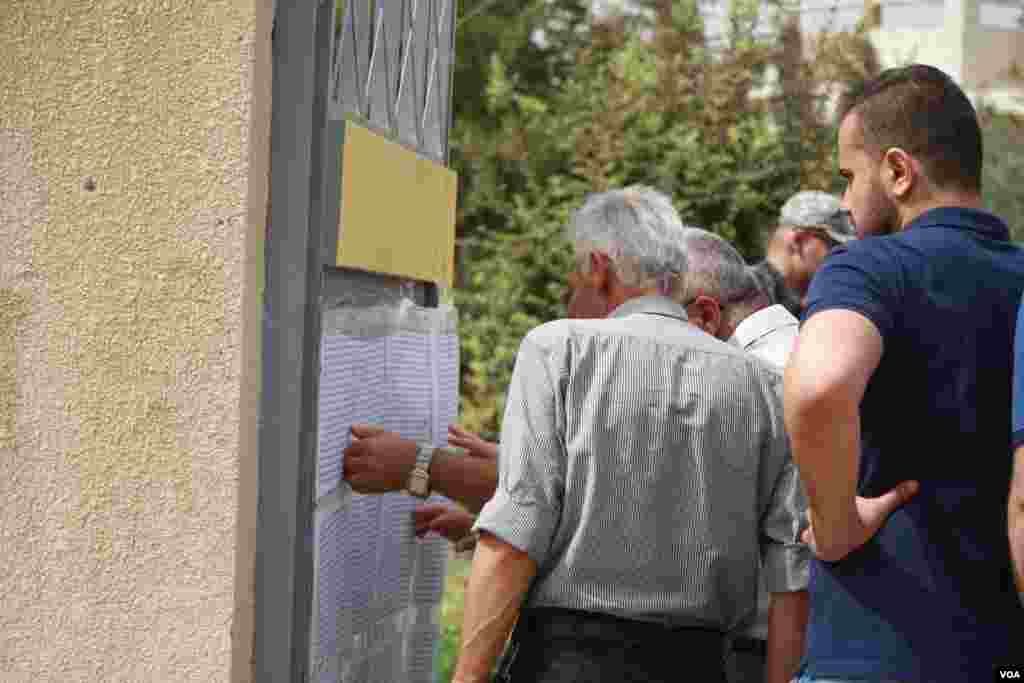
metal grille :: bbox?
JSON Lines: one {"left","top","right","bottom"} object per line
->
{"left": 330, "top": 0, "right": 455, "bottom": 164}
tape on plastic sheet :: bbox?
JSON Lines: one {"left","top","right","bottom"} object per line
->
{"left": 320, "top": 298, "right": 458, "bottom": 338}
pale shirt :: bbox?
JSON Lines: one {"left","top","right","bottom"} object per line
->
{"left": 728, "top": 304, "right": 807, "bottom": 641}
{"left": 732, "top": 304, "right": 799, "bottom": 373}
{"left": 473, "top": 296, "right": 808, "bottom": 631}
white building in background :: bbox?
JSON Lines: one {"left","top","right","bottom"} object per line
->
{"left": 595, "top": 0, "right": 1024, "bottom": 113}
{"left": 868, "top": 0, "right": 1024, "bottom": 112}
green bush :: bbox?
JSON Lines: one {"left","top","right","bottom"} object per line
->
{"left": 451, "top": 1, "right": 878, "bottom": 436}
{"left": 435, "top": 555, "right": 472, "bottom": 683}
{"left": 981, "top": 109, "right": 1024, "bottom": 242}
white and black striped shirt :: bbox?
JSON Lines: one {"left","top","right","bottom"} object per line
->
{"left": 729, "top": 303, "right": 808, "bottom": 641}
{"left": 474, "top": 295, "right": 807, "bottom": 631}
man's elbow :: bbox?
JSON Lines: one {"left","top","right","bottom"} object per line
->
{"left": 783, "top": 371, "right": 849, "bottom": 436}
{"left": 477, "top": 531, "right": 536, "bottom": 567}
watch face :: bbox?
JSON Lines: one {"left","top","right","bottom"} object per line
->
{"left": 408, "top": 470, "right": 429, "bottom": 497}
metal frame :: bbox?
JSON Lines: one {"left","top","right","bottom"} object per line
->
{"left": 255, "top": 1, "right": 334, "bottom": 680}
{"left": 255, "top": 1, "right": 457, "bottom": 681}
{"left": 329, "top": 0, "right": 454, "bottom": 163}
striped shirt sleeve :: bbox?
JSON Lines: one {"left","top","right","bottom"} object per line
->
{"left": 473, "top": 329, "right": 567, "bottom": 567}
{"left": 756, "top": 371, "right": 811, "bottom": 593}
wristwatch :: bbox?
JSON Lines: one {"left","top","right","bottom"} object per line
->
{"left": 405, "top": 442, "right": 435, "bottom": 499}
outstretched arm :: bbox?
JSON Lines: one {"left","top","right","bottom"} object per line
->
{"left": 414, "top": 503, "right": 475, "bottom": 544}
{"left": 448, "top": 424, "right": 499, "bottom": 461}
{"left": 343, "top": 425, "right": 497, "bottom": 512}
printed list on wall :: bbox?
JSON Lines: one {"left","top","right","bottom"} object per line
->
{"left": 313, "top": 300, "right": 459, "bottom": 683}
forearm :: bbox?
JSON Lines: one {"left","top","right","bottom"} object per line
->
{"left": 1010, "top": 447, "right": 1024, "bottom": 594}
{"left": 765, "top": 590, "right": 809, "bottom": 683}
{"left": 453, "top": 532, "right": 536, "bottom": 683}
{"left": 785, "top": 392, "right": 862, "bottom": 561}
{"left": 430, "top": 450, "right": 497, "bottom": 513}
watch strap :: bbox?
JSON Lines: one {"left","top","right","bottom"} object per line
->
{"left": 406, "top": 442, "right": 435, "bottom": 498}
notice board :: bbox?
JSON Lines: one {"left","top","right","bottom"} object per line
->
{"left": 312, "top": 300, "right": 459, "bottom": 683}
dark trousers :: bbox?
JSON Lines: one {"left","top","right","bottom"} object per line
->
{"left": 501, "top": 607, "right": 727, "bottom": 683}
{"left": 726, "top": 637, "right": 767, "bottom": 683}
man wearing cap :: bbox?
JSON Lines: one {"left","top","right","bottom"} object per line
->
{"left": 750, "top": 191, "right": 855, "bottom": 316}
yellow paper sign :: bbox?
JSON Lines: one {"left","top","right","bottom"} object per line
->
{"left": 336, "top": 121, "right": 457, "bottom": 286}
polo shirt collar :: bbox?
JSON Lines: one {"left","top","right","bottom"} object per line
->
{"left": 905, "top": 207, "right": 1009, "bottom": 241}
{"left": 609, "top": 295, "right": 688, "bottom": 322}
{"left": 730, "top": 304, "right": 798, "bottom": 350}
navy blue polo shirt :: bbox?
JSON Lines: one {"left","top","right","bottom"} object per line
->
{"left": 801, "top": 207, "right": 1024, "bottom": 682}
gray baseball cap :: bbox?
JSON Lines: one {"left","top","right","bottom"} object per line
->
{"left": 779, "top": 190, "right": 855, "bottom": 244}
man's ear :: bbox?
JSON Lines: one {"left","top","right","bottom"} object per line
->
{"left": 791, "top": 229, "right": 809, "bottom": 254}
{"left": 783, "top": 227, "right": 802, "bottom": 256}
{"left": 882, "top": 148, "right": 915, "bottom": 199}
{"left": 589, "top": 251, "right": 613, "bottom": 293}
{"left": 689, "top": 295, "right": 722, "bottom": 338}
{"left": 792, "top": 229, "right": 821, "bottom": 259}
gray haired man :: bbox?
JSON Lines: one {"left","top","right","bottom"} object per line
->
{"left": 679, "top": 228, "right": 810, "bottom": 683}
{"left": 751, "top": 190, "right": 855, "bottom": 316}
{"left": 452, "top": 187, "right": 805, "bottom": 683}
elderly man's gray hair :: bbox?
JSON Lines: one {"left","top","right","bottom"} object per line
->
{"left": 679, "top": 228, "right": 765, "bottom": 325}
{"left": 567, "top": 186, "right": 688, "bottom": 296}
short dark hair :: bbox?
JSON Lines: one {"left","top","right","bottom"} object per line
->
{"left": 841, "top": 64, "right": 983, "bottom": 193}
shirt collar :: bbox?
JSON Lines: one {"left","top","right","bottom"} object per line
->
{"left": 729, "top": 304, "right": 798, "bottom": 350}
{"left": 609, "top": 295, "right": 689, "bottom": 322}
{"left": 904, "top": 207, "right": 1010, "bottom": 241}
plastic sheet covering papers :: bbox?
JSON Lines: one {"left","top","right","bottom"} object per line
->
{"left": 313, "top": 299, "right": 458, "bottom": 683}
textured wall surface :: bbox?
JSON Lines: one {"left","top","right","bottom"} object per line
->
{"left": 0, "top": 1, "right": 270, "bottom": 680}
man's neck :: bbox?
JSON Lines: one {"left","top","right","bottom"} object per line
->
{"left": 897, "top": 191, "right": 984, "bottom": 231}
{"left": 606, "top": 286, "right": 663, "bottom": 315}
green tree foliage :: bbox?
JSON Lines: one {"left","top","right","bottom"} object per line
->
{"left": 452, "top": 1, "right": 879, "bottom": 436}
{"left": 980, "top": 108, "right": 1024, "bottom": 242}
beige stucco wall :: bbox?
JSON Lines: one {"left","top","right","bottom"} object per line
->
{"left": 0, "top": 1, "right": 271, "bottom": 681}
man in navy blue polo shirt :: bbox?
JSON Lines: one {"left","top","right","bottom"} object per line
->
{"left": 784, "top": 64, "right": 1024, "bottom": 682}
